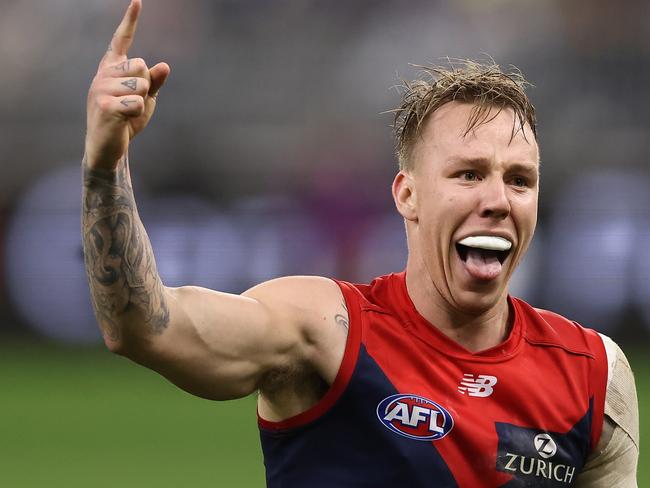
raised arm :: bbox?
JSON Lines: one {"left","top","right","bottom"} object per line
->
{"left": 82, "top": 1, "right": 348, "bottom": 402}
{"left": 83, "top": 0, "right": 170, "bottom": 344}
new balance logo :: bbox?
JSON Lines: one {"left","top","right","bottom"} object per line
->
{"left": 457, "top": 374, "right": 497, "bottom": 397}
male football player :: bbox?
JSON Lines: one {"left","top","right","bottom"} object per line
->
{"left": 82, "top": 1, "right": 638, "bottom": 486}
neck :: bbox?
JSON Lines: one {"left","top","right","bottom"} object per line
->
{"left": 404, "top": 258, "right": 513, "bottom": 353}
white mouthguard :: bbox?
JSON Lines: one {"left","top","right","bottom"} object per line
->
{"left": 458, "top": 236, "right": 512, "bottom": 251}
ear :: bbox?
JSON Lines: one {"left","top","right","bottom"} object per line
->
{"left": 392, "top": 170, "right": 418, "bottom": 221}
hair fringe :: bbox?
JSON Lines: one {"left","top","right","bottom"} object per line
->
{"left": 392, "top": 59, "right": 537, "bottom": 170}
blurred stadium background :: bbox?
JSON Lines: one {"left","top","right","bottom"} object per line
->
{"left": 0, "top": 0, "right": 648, "bottom": 486}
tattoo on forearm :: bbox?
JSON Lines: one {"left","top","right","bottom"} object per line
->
{"left": 335, "top": 302, "right": 349, "bottom": 330}
{"left": 121, "top": 78, "right": 137, "bottom": 91}
{"left": 82, "top": 156, "right": 169, "bottom": 341}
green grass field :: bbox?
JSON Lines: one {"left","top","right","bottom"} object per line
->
{"left": 1, "top": 341, "right": 646, "bottom": 487}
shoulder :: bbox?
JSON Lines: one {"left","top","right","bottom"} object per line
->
{"left": 597, "top": 334, "right": 639, "bottom": 449}
{"left": 512, "top": 297, "right": 605, "bottom": 357}
{"left": 577, "top": 334, "right": 639, "bottom": 486}
{"left": 513, "top": 298, "right": 639, "bottom": 476}
{"left": 244, "top": 275, "right": 344, "bottom": 302}
{"left": 243, "top": 275, "right": 345, "bottom": 320}
{"left": 245, "top": 273, "right": 397, "bottom": 319}
{"left": 249, "top": 276, "right": 354, "bottom": 419}
{"left": 243, "top": 275, "right": 350, "bottom": 351}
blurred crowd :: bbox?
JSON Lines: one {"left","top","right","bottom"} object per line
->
{"left": 0, "top": 0, "right": 649, "bottom": 344}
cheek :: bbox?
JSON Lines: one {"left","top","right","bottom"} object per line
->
{"left": 417, "top": 200, "right": 457, "bottom": 257}
{"left": 512, "top": 200, "right": 538, "bottom": 250}
{"left": 524, "top": 199, "right": 539, "bottom": 230}
{"left": 418, "top": 195, "right": 448, "bottom": 229}
{"left": 415, "top": 181, "right": 469, "bottom": 241}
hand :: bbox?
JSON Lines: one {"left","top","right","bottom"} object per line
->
{"left": 84, "top": 0, "right": 170, "bottom": 170}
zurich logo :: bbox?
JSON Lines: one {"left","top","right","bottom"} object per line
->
{"left": 534, "top": 433, "right": 558, "bottom": 459}
{"left": 376, "top": 394, "right": 454, "bottom": 441}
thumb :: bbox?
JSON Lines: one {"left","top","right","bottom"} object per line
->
{"left": 148, "top": 62, "right": 171, "bottom": 99}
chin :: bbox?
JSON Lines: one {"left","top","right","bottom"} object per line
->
{"left": 452, "top": 288, "right": 506, "bottom": 316}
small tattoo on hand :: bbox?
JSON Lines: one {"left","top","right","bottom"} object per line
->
{"left": 120, "top": 98, "right": 136, "bottom": 107}
{"left": 114, "top": 60, "right": 130, "bottom": 72}
{"left": 121, "top": 78, "right": 137, "bottom": 91}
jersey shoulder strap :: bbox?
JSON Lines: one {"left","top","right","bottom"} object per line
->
{"left": 514, "top": 297, "right": 603, "bottom": 358}
{"left": 513, "top": 297, "right": 609, "bottom": 450}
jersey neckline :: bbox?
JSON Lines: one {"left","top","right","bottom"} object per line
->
{"left": 389, "top": 270, "right": 525, "bottom": 362}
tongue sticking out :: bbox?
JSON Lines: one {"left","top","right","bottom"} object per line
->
{"left": 464, "top": 248, "right": 502, "bottom": 281}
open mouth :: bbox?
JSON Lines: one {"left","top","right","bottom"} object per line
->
{"left": 455, "top": 244, "right": 510, "bottom": 265}
{"left": 455, "top": 235, "right": 513, "bottom": 281}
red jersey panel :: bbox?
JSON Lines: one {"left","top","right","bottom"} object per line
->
{"left": 259, "top": 272, "right": 608, "bottom": 487}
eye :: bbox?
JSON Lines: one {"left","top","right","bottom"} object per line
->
{"left": 512, "top": 176, "right": 528, "bottom": 187}
{"left": 462, "top": 171, "right": 479, "bottom": 181}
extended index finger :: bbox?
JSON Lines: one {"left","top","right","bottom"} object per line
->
{"left": 105, "top": 0, "right": 141, "bottom": 63}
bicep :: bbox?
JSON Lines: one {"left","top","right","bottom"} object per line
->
{"left": 129, "top": 283, "right": 306, "bottom": 400}
{"left": 125, "top": 276, "right": 344, "bottom": 402}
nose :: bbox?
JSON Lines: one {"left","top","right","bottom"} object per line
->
{"left": 479, "top": 178, "right": 511, "bottom": 220}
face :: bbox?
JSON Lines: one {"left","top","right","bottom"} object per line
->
{"left": 393, "top": 101, "right": 540, "bottom": 315}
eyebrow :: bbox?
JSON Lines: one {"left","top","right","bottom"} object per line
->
{"left": 507, "top": 162, "right": 540, "bottom": 175}
{"left": 447, "top": 157, "right": 539, "bottom": 173}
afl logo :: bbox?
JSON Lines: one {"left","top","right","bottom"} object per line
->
{"left": 376, "top": 394, "right": 454, "bottom": 441}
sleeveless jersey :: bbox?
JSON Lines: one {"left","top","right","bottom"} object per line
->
{"left": 258, "top": 272, "right": 608, "bottom": 487}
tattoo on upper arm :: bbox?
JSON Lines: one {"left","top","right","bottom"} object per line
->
{"left": 82, "top": 156, "right": 169, "bottom": 341}
{"left": 335, "top": 301, "right": 349, "bottom": 330}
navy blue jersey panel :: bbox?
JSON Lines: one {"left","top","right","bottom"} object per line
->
{"left": 260, "top": 345, "right": 458, "bottom": 488}
{"left": 496, "top": 399, "right": 593, "bottom": 487}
